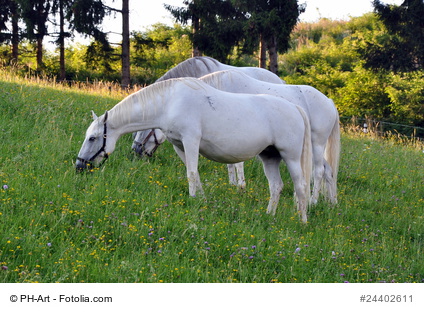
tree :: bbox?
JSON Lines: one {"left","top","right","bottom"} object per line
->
{"left": 0, "top": 0, "right": 20, "bottom": 63}
{"left": 51, "top": 0, "right": 74, "bottom": 80}
{"left": 70, "top": 0, "right": 130, "bottom": 88}
{"left": 367, "top": 0, "right": 424, "bottom": 71}
{"left": 165, "top": 0, "right": 304, "bottom": 72}
{"left": 165, "top": 0, "right": 246, "bottom": 61}
{"left": 69, "top": 0, "right": 110, "bottom": 52}
{"left": 121, "top": 0, "right": 130, "bottom": 88}
{"left": 240, "top": 0, "right": 305, "bottom": 72}
{"left": 18, "top": 0, "right": 52, "bottom": 71}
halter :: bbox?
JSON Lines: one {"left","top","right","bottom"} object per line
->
{"left": 133, "top": 129, "right": 160, "bottom": 156}
{"left": 77, "top": 111, "right": 109, "bottom": 168}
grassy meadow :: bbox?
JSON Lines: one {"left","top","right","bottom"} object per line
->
{"left": 0, "top": 73, "right": 423, "bottom": 283}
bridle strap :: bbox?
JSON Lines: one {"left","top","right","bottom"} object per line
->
{"left": 77, "top": 111, "right": 109, "bottom": 166}
{"left": 134, "top": 129, "right": 160, "bottom": 154}
{"left": 149, "top": 130, "right": 160, "bottom": 155}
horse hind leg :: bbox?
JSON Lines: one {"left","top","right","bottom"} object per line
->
{"left": 285, "top": 160, "right": 309, "bottom": 223}
{"left": 323, "top": 160, "right": 337, "bottom": 204}
{"left": 310, "top": 145, "right": 326, "bottom": 205}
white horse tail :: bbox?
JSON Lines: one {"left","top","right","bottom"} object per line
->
{"left": 324, "top": 103, "right": 341, "bottom": 203}
{"left": 296, "top": 105, "right": 313, "bottom": 203}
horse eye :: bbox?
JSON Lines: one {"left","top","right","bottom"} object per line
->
{"left": 89, "top": 137, "right": 96, "bottom": 142}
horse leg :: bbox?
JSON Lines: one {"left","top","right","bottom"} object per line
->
{"left": 258, "top": 154, "right": 283, "bottom": 216}
{"left": 310, "top": 144, "right": 326, "bottom": 205}
{"left": 227, "top": 162, "right": 246, "bottom": 189}
{"left": 227, "top": 164, "right": 237, "bottom": 186}
{"left": 235, "top": 162, "right": 246, "bottom": 189}
{"left": 173, "top": 145, "right": 204, "bottom": 197}
{"left": 323, "top": 160, "right": 337, "bottom": 204}
{"left": 285, "top": 159, "right": 309, "bottom": 223}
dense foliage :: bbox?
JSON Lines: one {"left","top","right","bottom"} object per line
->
{"left": 281, "top": 14, "right": 424, "bottom": 136}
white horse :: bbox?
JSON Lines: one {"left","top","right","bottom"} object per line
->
{"left": 132, "top": 56, "right": 283, "bottom": 158}
{"left": 134, "top": 70, "right": 341, "bottom": 204}
{"left": 76, "top": 78, "right": 313, "bottom": 223}
{"left": 156, "top": 56, "right": 284, "bottom": 84}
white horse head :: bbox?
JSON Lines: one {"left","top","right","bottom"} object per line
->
{"left": 76, "top": 111, "right": 116, "bottom": 170}
{"left": 132, "top": 129, "right": 166, "bottom": 157}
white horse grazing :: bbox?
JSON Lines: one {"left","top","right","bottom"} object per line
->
{"left": 134, "top": 70, "right": 341, "bottom": 204}
{"left": 156, "top": 56, "right": 284, "bottom": 84}
{"left": 132, "top": 56, "right": 283, "bottom": 157}
{"left": 132, "top": 129, "right": 166, "bottom": 157}
{"left": 76, "top": 78, "right": 312, "bottom": 223}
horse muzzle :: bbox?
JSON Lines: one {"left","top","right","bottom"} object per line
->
{"left": 132, "top": 143, "right": 147, "bottom": 157}
{"left": 75, "top": 157, "right": 95, "bottom": 172}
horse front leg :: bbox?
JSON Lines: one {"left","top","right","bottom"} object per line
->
{"left": 235, "top": 162, "right": 246, "bottom": 189}
{"left": 227, "top": 162, "right": 246, "bottom": 189}
{"left": 174, "top": 143, "right": 204, "bottom": 197}
{"left": 227, "top": 164, "right": 237, "bottom": 186}
{"left": 258, "top": 154, "right": 283, "bottom": 216}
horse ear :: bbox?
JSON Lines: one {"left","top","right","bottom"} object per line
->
{"left": 91, "top": 110, "right": 98, "bottom": 120}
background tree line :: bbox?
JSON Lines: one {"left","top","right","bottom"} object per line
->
{"left": 0, "top": 0, "right": 423, "bottom": 134}
{"left": 0, "top": 0, "right": 304, "bottom": 85}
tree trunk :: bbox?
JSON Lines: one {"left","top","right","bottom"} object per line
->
{"left": 35, "top": 3, "right": 46, "bottom": 72}
{"left": 36, "top": 36, "right": 44, "bottom": 71}
{"left": 121, "top": 0, "right": 131, "bottom": 89}
{"left": 259, "top": 34, "right": 267, "bottom": 68}
{"left": 11, "top": 1, "right": 19, "bottom": 63}
{"left": 192, "top": 16, "right": 201, "bottom": 57}
{"left": 59, "top": 0, "right": 66, "bottom": 80}
{"left": 267, "top": 35, "right": 278, "bottom": 74}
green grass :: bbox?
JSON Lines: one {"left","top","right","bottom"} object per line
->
{"left": 1, "top": 74, "right": 423, "bottom": 283}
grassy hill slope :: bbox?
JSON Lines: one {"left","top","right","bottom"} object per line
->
{"left": 0, "top": 77, "right": 423, "bottom": 283}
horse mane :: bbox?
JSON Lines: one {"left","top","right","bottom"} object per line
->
{"left": 110, "top": 78, "right": 207, "bottom": 125}
{"left": 156, "top": 56, "right": 221, "bottom": 82}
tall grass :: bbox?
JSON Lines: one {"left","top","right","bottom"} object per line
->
{"left": 0, "top": 72, "right": 423, "bottom": 283}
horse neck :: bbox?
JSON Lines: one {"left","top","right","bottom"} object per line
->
{"left": 204, "top": 71, "right": 263, "bottom": 93}
{"left": 107, "top": 87, "right": 169, "bottom": 136}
